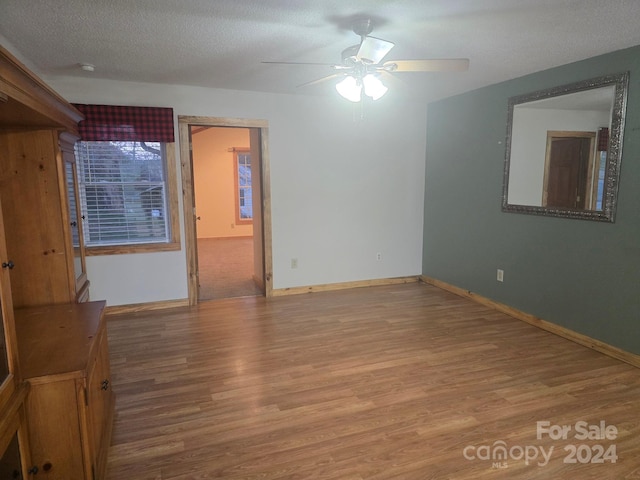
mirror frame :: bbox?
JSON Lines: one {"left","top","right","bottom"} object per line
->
{"left": 502, "top": 71, "right": 629, "bottom": 222}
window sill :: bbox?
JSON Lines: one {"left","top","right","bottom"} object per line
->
{"left": 85, "top": 242, "right": 181, "bottom": 256}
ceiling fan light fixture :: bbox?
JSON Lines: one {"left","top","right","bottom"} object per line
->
{"left": 336, "top": 75, "right": 362, "bottom": 102}
{"left": 362, "top": 74, "right": 388, "bottom": 100}
{"left": 263, "top": 17, "right": 469, "bottom": 104}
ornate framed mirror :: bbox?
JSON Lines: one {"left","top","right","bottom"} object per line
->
{"left": 502, "top": 72, "right": 629, "bottom": 222}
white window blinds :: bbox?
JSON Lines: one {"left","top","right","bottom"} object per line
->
{"left": 75, "top": 141, "right": 169, "bottom": 246}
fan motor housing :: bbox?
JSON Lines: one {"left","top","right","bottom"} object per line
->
{"left": 352, "top": 18, "right": 374, "bottom": 37}
{"left": 341, "top": 44, "right": 361, "bottom": 64}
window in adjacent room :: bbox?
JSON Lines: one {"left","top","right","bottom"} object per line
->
{"left": 72, "top": 104, "right": 180, "bottom": 254}
{"left": 234, "top": 149, "right": 252, "bottom": 224}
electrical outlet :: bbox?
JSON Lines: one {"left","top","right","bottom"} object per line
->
{"left": 376, "top": 252, "right": 382, "bottom": 261}
{"left": 291, "top": 258, "right": 298, "bottom": 269}
{"left": 497, "top": 269, "right": 504, "bottom": 282}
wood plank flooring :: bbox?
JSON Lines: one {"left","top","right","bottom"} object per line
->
{"left": 105, "top": 283, "right": 640, "bottom": 479}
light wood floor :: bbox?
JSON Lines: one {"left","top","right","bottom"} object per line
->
{"left": 105, "top": 283, "right": 640, "bottom": 479}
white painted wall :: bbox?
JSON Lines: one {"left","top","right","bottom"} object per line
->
{"left": 508, "top": 107, "right": 610, "bottom": 206}
{"left": 44, "top": 75, "right": 427, "bottom": 305}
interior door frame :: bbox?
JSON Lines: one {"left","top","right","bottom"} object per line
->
{"left": 178, "top": 116, "right": 273, "bottom": 305}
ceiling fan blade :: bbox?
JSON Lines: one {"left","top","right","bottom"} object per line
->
{"left": 384, "top": 59, "right": 470, "bottom": 72}
{"left": 357, "top": 36, "right": 395, "bottom": 64}
{"left": 379, "top": 70, "right": 404, "bottom": 89}
{"left": 297, "top": 73, "right": 342, "bottom": 88}
{"left": 262, "top": 61, "right": 336, "bottom": 67}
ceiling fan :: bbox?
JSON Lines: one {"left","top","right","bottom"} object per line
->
{"left": 263, "top": 18, "right": 469, "bottom": 102}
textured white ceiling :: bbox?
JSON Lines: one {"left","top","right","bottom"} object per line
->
{"left": 1, "top": 0, "right": 639, "bottom": 102}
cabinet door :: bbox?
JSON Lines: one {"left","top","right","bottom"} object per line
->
{"left": 85, "top": 331, "right": 114, "bottom": 479}
{"left": 0, "top": 432, "right": 23, "bottom": 479}
{"left": 0, "top": 165, "right": 28, "bottom": 478}
{"left": 62, "top": 139, "right": 89, "bottom": 301}
{"left": 0, "top": 405, "right": 35, "bottom": 480}
{"left": 0, "top": 194, "right": 18, "bottom": 405}
{"left": 0, "top": 130, "right": 72, "bottom": 307}
{"left": 26, "top": 379, "right": 85, "bottom": 479}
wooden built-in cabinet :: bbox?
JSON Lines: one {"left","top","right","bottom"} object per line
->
{"left": 15, "top": 301, "right": 114, "bottom": 480}
{"left": 0, "top": 44, "right": 114, "bottom": 478}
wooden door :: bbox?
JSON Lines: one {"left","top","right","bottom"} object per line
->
{"left": 545, "top": 136, "right": 591, "bottom": 209}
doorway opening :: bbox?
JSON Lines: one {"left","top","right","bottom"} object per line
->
{"left": 178, "top": 117, "right": 273, "bottom": 305}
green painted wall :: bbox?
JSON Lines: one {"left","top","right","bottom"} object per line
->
{"left": 423, "top": 45, "right": 640, "bottom": 354}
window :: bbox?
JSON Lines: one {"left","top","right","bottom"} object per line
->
{"left": 72, "top": 104, "right": 179, "bottom": 254}
{"left": 75, "top": 141, "right": 172, "bottom": 247}
{"left": 234, "top": 150, "right": 252, "bottom": 224}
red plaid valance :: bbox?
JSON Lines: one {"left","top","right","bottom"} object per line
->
{"left": 73, "top": 104, "right": 175, "bottom": 143}
{"left": 597, "top": 127, "right": 609, "bottom": 152}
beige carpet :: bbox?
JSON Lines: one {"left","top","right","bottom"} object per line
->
{"left": 197, "top": 237, "right": 263, "bottom": 300}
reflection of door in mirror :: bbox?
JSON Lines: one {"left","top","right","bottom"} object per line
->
{"left": 543, "top": 132, "right": 595, "bottom": 209}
